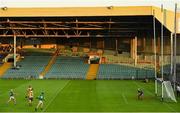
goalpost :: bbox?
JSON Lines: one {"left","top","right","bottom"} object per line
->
{"left": 153, "top": 4, "right": 178, "bottom": 102}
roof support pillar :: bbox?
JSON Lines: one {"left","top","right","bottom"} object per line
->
{"left": 130, "top": 36, "right": 137, "bottom": 66}
{"left": 13, "top": 35, "right": 17, "bottom": 68}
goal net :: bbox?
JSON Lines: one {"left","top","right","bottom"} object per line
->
{"left": 157, "top": 79, "right": 177, "bottom": 102}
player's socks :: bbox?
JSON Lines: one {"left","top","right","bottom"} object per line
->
{"left": 35, "top": 108, "right": 37, "bottom": 112}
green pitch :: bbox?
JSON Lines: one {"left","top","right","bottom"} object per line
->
{"left": 0, "top": 79, "right": 179, "bottom": 112}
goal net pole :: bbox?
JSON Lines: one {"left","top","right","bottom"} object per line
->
{"left": 13, "top": 35, "right": 17, "bottom": 68}
{"left": 170, "top": 33, "right": 173, "bottom": 80}
{"left": 153, "top": 10, "right": 157, "bottom": 95}
{"left": 173, "top": 3, "right": 177, "bottom": 91}
{"left": 161, "top": 4, "right": 164, "bottom": 100}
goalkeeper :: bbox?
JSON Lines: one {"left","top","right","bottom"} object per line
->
{"left": 137, "top": 88, "right": 144, "bottom": 100}
{"left": 35, "top": 92, "right": 45, "bottom": 112}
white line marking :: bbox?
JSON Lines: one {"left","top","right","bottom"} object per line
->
{"left": 122, "top": 93, "right": 128, "bottom": 104}
{"left": 43, "top": 80, "right": 71, "bottom": 112}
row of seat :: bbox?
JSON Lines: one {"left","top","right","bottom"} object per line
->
{"left": 97, "top": 64, "right": 155, "bottom": 79}
{"left": 2, "top": 55, "right": 156, "bottom": 80}
{"left": 45, "top": 57, "right": 89, "bottom": 79}
{"left": 3, "top": 56, "right": 51, "bottom": 79}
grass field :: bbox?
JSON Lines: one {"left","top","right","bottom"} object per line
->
{"left": 0, "top": 79, "right": 180, "bottom": 112}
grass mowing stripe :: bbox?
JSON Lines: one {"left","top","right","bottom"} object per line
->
{"left": 0, "top": 80, "right": 70, "bottom": 112}
{"left": 0, "top": 80, "right": 33, "bottom": 112}
{"left": 1, "top": 80, "right": 180, "bottom": 112}
{"left": 133, "top": 81, "right": 177, "bottom": 112}
{"left": 43, "top": 80, "right": 71, "bottom": 112}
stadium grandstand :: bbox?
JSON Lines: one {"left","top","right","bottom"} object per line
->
{"left": 0, "top": 0, "right": 180, "bottom": 112}
{"left": 0, "top": 6, "right": 179, "bottom": 80}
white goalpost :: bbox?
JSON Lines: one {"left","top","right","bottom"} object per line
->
{"left": 153, "top": 3, "right": 178, "bottom": 102}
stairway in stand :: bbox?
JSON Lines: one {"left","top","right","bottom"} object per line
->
{"left": 39, "top": 49, "right": 59, "bottom": 78}
{"left": 86, "top": 64, "right": 99, "bottom": 80}
{"left": 0, "top": 62, "right": 12, "bottom": 77}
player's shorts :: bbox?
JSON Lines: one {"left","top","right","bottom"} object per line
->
{"left": 10, "top": 96, "right": 15, "bottom": 100}
{"left": 138, "top": 92, "right": 143, "bottom": 96}
{"left": 39, "top": 100, "right": 43, "bottom": 104}
{"left": 29, "top": 97, "right": 33, "bottom": 101}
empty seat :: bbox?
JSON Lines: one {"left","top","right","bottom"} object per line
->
{"left": 97, "top": 64, "right": 154, "bottom": 79}
{"left": 45, "top": 56, "right": 89, "bottom": 79}
{"left": 3, "top": 56, "right": 51, "bottom": 79}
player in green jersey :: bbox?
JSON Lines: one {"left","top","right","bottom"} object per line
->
{"left": 35, "top": 92, "right": 45, "bottom": 111}
{"left": 7, "top": 89, "right": 16, "bottom": 105}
